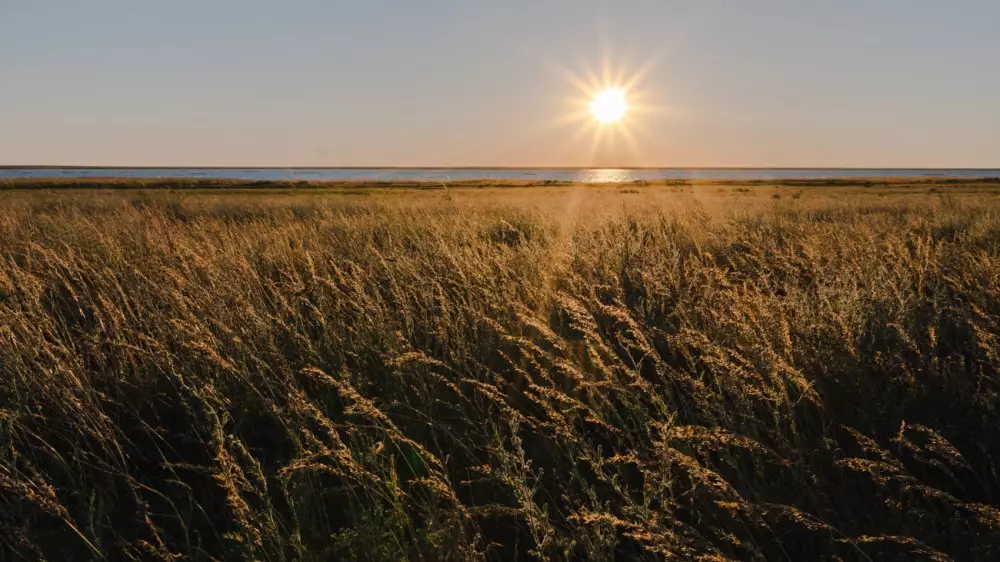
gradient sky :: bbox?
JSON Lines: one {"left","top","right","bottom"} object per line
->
{"left": 2, "top": 1, "right": 999, "bottom": 167}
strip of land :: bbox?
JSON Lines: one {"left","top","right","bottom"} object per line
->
{"left": 3, "top": 175, "right": 1000, "bottom": 191}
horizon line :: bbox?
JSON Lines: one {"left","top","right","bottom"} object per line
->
{"left": 3, "top": 165, "right": 1000, "bottom": 171}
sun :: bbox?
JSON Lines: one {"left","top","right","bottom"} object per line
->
{"left": 543, "top": 54, "right": 669, "bottom": 164}
{"left": 589, "top": 88, "right": 629, "bottom": 124}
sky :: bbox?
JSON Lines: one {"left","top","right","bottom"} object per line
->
{"left": 2, "top": 1, "right": 999, "bottom": 168}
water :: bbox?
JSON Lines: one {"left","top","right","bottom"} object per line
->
{"left": 2, "top": 167, "right": 999, "bottom": 183}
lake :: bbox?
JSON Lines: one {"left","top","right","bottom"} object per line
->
{"left": 2, "top": 168, "right": 999, "bottom": 183}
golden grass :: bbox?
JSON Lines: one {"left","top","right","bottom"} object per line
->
{"left": 2, "top": 185, "right": 1000, "bottom": 560}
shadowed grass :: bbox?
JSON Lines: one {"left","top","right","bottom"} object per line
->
{"left": 2, "top": 187, "right": 1000, "bottom": 560}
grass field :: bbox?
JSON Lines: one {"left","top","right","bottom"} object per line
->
{"left": 4, "top": 181, "right": 1000, "bottom": 560}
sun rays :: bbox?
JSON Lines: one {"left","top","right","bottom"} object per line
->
{"left": 537, "top": 50, "right": 674, "bottom": 167}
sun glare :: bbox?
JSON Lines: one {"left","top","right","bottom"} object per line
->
{"left": 539, "top": 53, "right": 670, "bottom": 164}
{"left": 589, "top": 88, "right": 629, "bottom": 124}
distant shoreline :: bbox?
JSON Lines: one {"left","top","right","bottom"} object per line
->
{"left": 4, "top": 167, "right": 999, "bottom": 186}
{"left": 4, "top": 176, "right": 1000, "bottom": 191}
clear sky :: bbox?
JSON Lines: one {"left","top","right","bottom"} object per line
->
{"left": 2, "top": 1, "right": 998, "bottom": 167}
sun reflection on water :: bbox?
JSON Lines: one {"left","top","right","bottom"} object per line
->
{"left": 573, "top": 168, "right": 636, "bottom": 183}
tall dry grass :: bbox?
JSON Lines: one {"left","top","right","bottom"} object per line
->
{"left": 2, "top": 187, "right": 1000, "bottom": 560}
